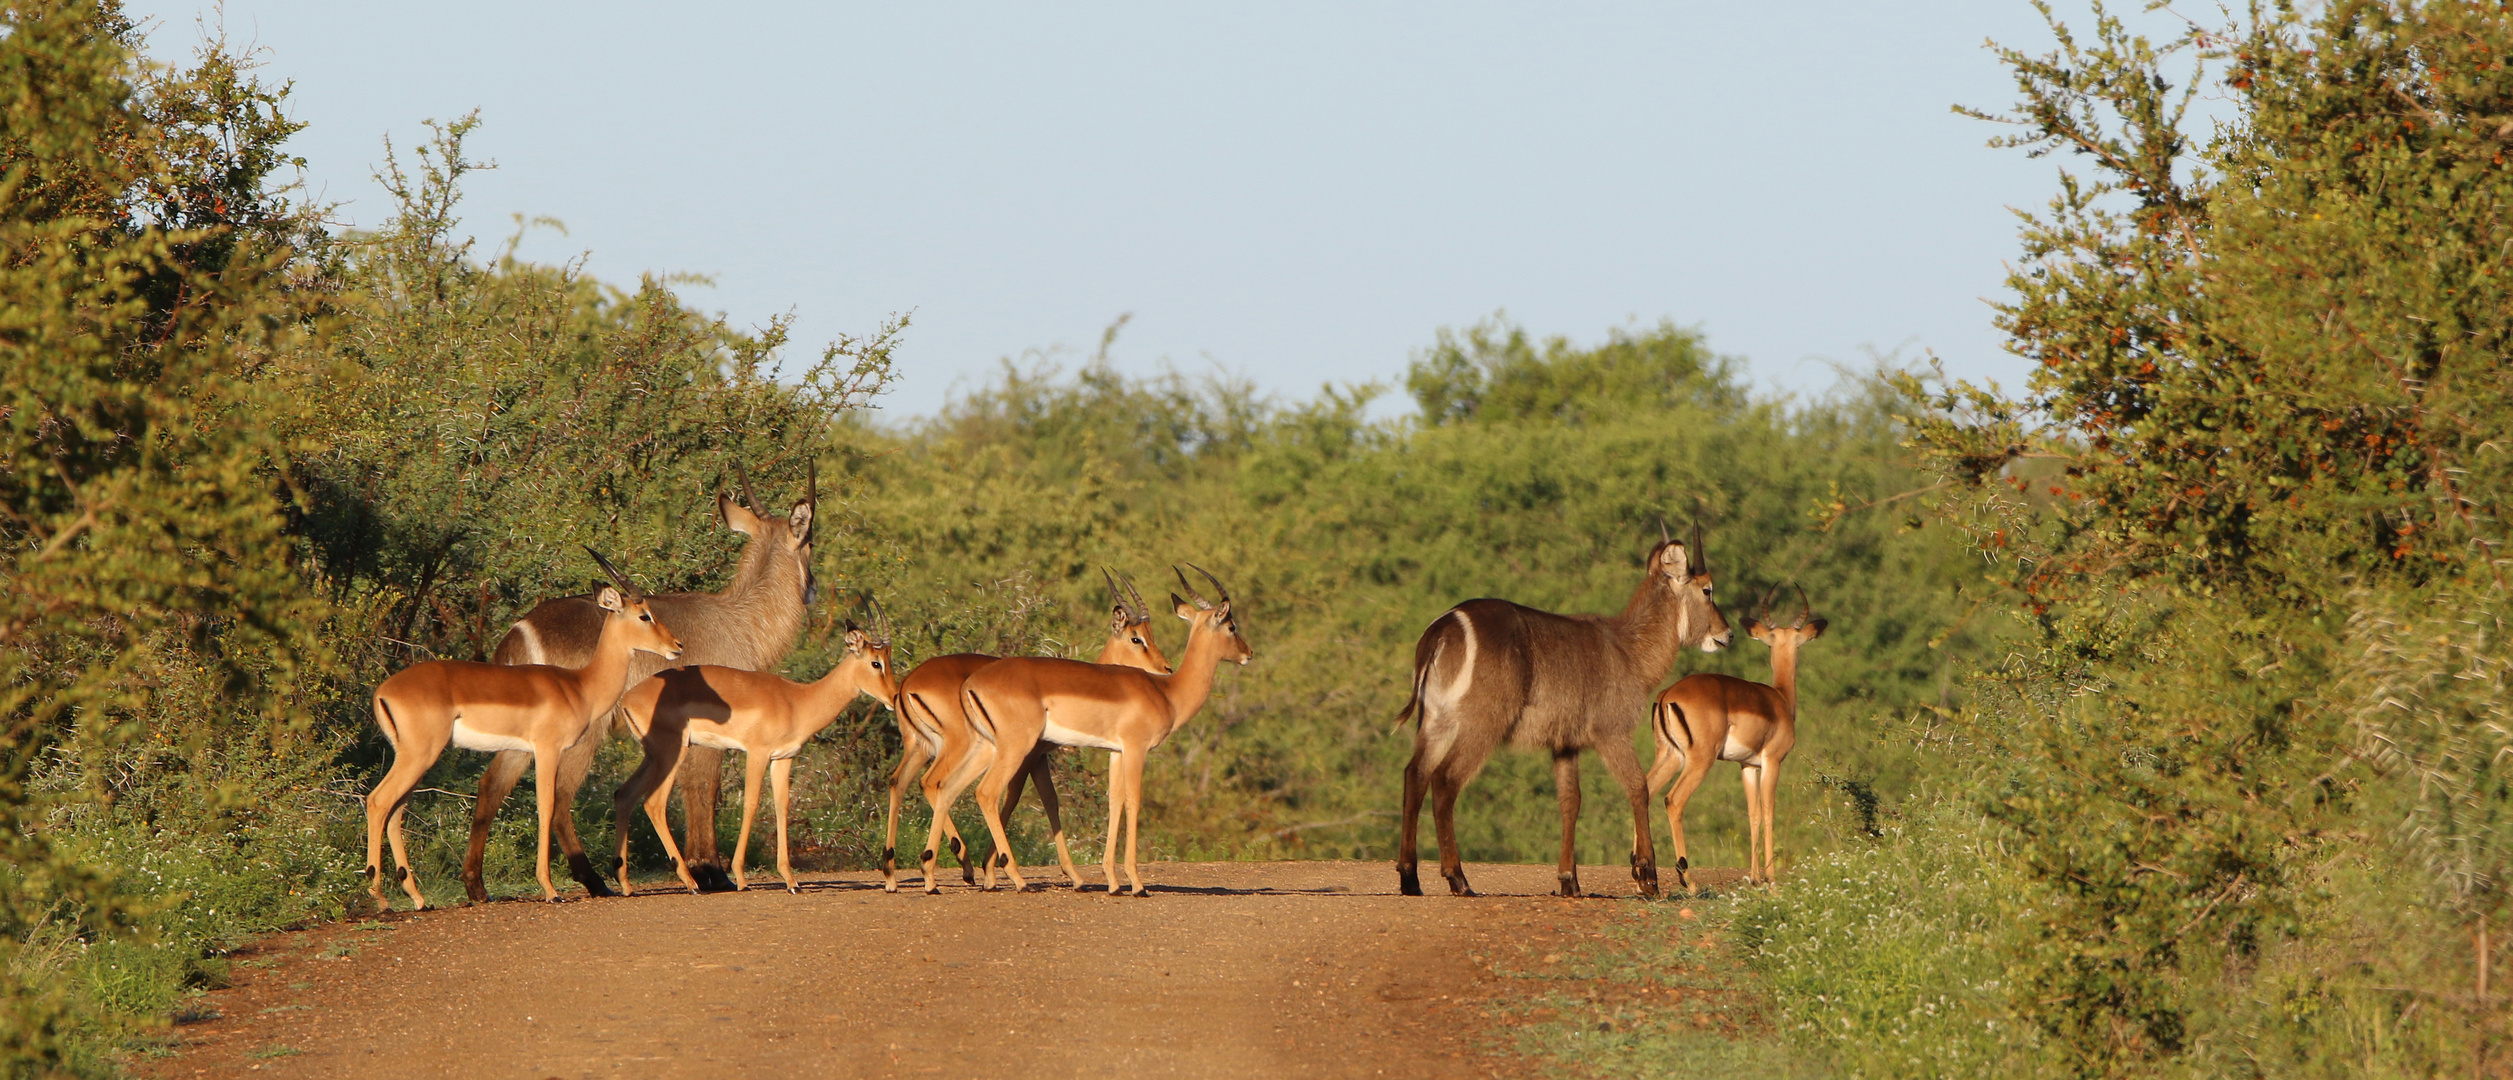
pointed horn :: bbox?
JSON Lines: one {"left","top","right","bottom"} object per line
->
{"left": 733, "top": 458, "right": 763, "bottom": 514}
{"left": 583, "top": 545, "right": 637, "bottom": 597}
{"left": 1691, "top": 519, "right": 1706, "bottom": 575}
{"left": 864, "top": 594, "right": 890, "bottom": 640}
{"left": 1120, "top": 570, "right": 1151, "bottom": 622}
{"left": 1658, "top": 516, "right": 1671, "bottom": 546}
{"left": 1186, "top": 562, "right": 1231, "bottom": 606}
{"left": 1173, "top": 566, "right": 1212, "bottom": 610}
{"left": 1756, "top": 582, "right": 1784, "bottom": 623}
{"left": 1793, "top": 584, "right": 1813, "bottom": 629}
{"left": 1102, "top": 566, "right": 1136, "bottom": 622}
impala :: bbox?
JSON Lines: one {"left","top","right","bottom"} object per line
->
{"left": 1649, "top": 586, "right": 1825, "bottom": 890}
{"left": 365, "top": 550, "right": 683, "bottom": 911}
{"left": 962, "top": 566, "right": 1251, "bottom": 896}
{"left": 881, "top": 569, "right": 1172, "bottom": 894}
{"left": 613, "top": 612, "right": 901, "bottom": 893}
{"left": 1393, "top": 523, "right": 1730, "bottom": 899}
{"left": 468, "top": 463, "right": 816, "bottom": 901}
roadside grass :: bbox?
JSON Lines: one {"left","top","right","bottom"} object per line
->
{"left": 1486, "top": 884, "right": 1817, "bottom": 1080}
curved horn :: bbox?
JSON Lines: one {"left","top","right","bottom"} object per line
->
{"left": 584, "top": 545, "right": 637, "bottom": 597}
{"left": 1690, "top": 519, "right": 1706, "bottom": 575}
{"left": 1793, "top": 584, "right": 1813, "bottom": 629}
{"left": 1754, "top": 582, "right": 1784, "bottom": 623}
{"left": 1120, "top": 570, "right": 1151, "bottom": 622}
{"left": 1102, "top": 566, "right": 1137, "bottom": 622}
{"left": 864, "top": 594, "right": 892, "bottom": 640}
{"left": 1658, "top": 516, "right": 1671, "bottom": 546}
{"left": 1172, "top": 566, "right": 1212, "bottom": 610}
{"left": 1186, "top": 562, "right": 1231, "bottom": 606}
{"left": 733, "top": 458, "right": 763, "bottom": 514}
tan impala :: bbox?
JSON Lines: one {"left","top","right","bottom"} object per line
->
{"left": 365, "top": 550, "right": 683, "bottom": 911}
{"left": 1649, "top": 585, "right": 1826, "bottom": 890}
{"left": 883, "top": 569, "right": 1171, "bottom": 894}
{"left": 961, "top": 565, "right": 1251, "bottom": 896}
{"left": 613, "top": 608, "right": 903, "bottom": 894}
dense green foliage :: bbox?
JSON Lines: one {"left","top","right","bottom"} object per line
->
{"left": 15, "top": 0, "right": 2511, "bottom": 1077}
{"left": 1722, "top": 2, "right": 2513, "bottom": 1077}
{"left": 829, "top": 320, "right": 1988, "bottom": 867}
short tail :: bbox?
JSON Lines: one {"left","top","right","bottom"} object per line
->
{"left": 1656, "top": 699, "right": 1696, "bottom": 751}
{"left": 962, "top": 690, "right": 1000, "bottom": 745}
{"left": 372, "top": 695, "right": 402, "bottom": 750}
{"left": 1388, "top": 656, "right": 1433, "bottom": 736}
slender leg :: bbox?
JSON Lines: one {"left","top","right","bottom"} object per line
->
{"left": 532, "top": 747, "right": 561, "bottom": 902}
{"left": 642, "top": 752, "right": 698, "bottom": 892}
{"left": 1739, "top": 765, "right": 1763, "bottom": 883}
{"left": 1117, "top": 748, "right": 1148, "bottom": 896}
{"left": 462, "top": 750, "right": 529, "bottom": 904}
{"left": 972, "top": 753, "right": 1029, "bottom": 892}
{"left": 1100, "top": 751, "right": 1127, "bottom": 894}
{"left": 772, "top": 757, "right": 797, "bottom": 893}
{"left": 386, "top": 800, "right": 425, "bottom": 909}
{"left": 1552, "top": 750, "right": 1584, "bottom": 898}
{"left": 1758, "top": 761, "right": 1782, "bottom": 884}
{"left": 918, "top": 743, "right": 986, "bottom": 894}
{"left": 1396, "top": 746, "right": 1428, "bottom": 895}
{"left": 1658, "top": 748, "right": 1718, "bottom": 894}
{"left": 366, "top": 702, "right": 442, "bottom": 913}
{"left": 546, "top": 710, "right": 616, "bottom": 898}
{"left": 882, "top": 721, "right": 934, "bottom": 892}
{"left": 676, "top": 743, "right": 733, "bottom": 891}
{"left": 1594, "top": 733, "right": 1659, "bottom": 898}
{"left": 1432, "top": 770, "right": 1474, "bottom": 897}
{"left": 612, "top": 732, "right": 687, "bottom": 896}
{"left": 964, "top": 690, "right": 1033, "bottom": 892}
{"left": 732, "top": 751, "right": 768, "bottom": 891}
{"left": 1026, "top": 749, "right": 1085, "bottom": 887}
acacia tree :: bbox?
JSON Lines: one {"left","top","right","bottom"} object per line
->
{"left": 0, "top": 0, "right": 331, "bottom": 1067}
{"left": 1900, "top": 0, "right": 2513, "bottom": 1073}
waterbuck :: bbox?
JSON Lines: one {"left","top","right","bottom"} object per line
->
{"left": 464, "top": 464, "right": 816, "bottom": 901}
{"left": 1393, "top": 525, "right": 1730, "bottom": 899}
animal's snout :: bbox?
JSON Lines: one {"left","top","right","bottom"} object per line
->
{"left": 1702, "top": 631, "right": 1732, "bottom": 653}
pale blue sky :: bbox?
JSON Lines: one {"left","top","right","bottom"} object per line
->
{"left": 127, "top": 2, "right": 2109, "bottom": 419}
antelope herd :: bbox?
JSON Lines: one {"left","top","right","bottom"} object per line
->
{"left": 360, "top": 477, "right": 1828, "bottom": 913}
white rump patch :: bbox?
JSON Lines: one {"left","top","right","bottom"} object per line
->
{"left": 509, "top": 620, "right": 545, "bottom": 665}
{"left": 1419, "top": 610, "right": 1477, "bottom": 768}
{"left": 451, "top": 718, "right": 532, "bottom": 754}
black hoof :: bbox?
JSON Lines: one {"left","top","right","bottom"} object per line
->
{"left": 1397, "top": 867, "right": 1423, "bottom": 896}
{"left": 692, "top": 864, "right": 739, "bottom": 893}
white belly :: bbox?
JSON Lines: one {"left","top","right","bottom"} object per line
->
{"left": 451, "top": 718, "right": 533, "bottom": 754}
{"left": 688, "top": 729, "right": 746, "bottom": 753}
{"left": 1720, "top": 735, "right": 1763, "bottom": 765}
{"left": 1041, "top": 714, "right": 1121, "bottom": 751}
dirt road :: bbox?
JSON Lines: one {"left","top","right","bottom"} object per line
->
{"left": 142, "top": 860, "right": 1730, "bottom": 1078}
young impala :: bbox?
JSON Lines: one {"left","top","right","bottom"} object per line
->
{"left": 613, "top": 609, "right": 901, "bottom": 894}
{"left": 962, "top": 566, "right": 1251, "bottom": 896}
{"left": 364, "top": 550, "right": 683, "bottom": 911}
{"left": 1649, "top": 585, "right": 1826, "bottom": 890}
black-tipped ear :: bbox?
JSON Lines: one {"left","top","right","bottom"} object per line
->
{"left": 1172, "top": 594, "right": 1196, "bottom": 620}
{"left": 1803, "top": 618, "right": 1828, "bottom": 641}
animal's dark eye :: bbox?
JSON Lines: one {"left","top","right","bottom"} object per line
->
{"left": 1132, "top": 637, "right": 1144, "bottom": 645}
{"left": 872, "top": 661, "right": 883, "bottom": 669}
{"left": 641, "top": 613, "right": 652, "bottom": 622}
